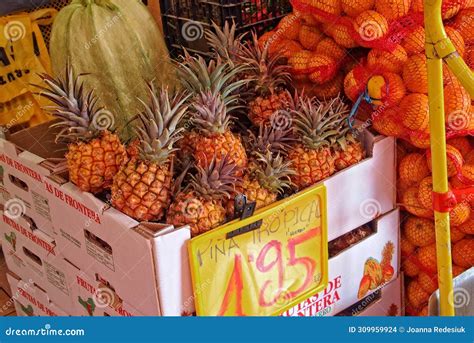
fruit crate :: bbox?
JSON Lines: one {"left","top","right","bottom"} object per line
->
{"left": 159, "top": 0, "right": 291, "bottom": 57}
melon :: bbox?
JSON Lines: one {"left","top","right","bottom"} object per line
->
{"left": 49, "top": 0, "right": 176, "bottom": 140}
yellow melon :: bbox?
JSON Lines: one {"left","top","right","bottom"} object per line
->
{"left": 367, "top": 72, "right": 406, "bottom": 107}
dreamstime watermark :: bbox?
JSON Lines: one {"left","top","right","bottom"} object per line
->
{"left": 93, "top": 287, "right": 116, "bottom": 309}
{"left": 4, "top": 198, "right": 26, "bottom": 220}
{"left": 3, "top": 21, "right": 26, "bottom": 42}
{"left": 358, "top": 20, "right": 385, "bottom": 42}
{"left": 1, "top": 101, "right": 34, "bottom": 134}
{"left": 447, "top": 110, "right": 470, "bottom": 131}
{"left": 0, "top": 278, "right": 34, "bottom": 315}
{"left": 5, "top": 324, "right": 84, "bottom": 337}
{"left": 182, "top": 198, "right": 204, "bottom": 219}
{"left": 359, "top": 198, "right": 382, "bottom": 220}
{"left": 449, "top": 287, "right": 470, "bottom": 309}
{"left": 92, "top": 109, "right": 115, "bottom": 131}
{"left": 84, "top": 12, "right": 123, "bottom": 50}
{"left": 181, "top": 21, "right": 204, "bottom": 42}
{"left": 270, "top": 110, "right": 292, "bottom": 131}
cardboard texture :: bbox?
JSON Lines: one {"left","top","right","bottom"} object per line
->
{"left": 7, "top": 272, "right": 69, "bottom": 316}
{"left": 0, "top": 214, "right": 73, "bottom": 310}
{"left": 282, "top": 209, "right": 400, "bottom": 317}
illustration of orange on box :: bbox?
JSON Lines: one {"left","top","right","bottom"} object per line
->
{"left": 188, "top": 185, "right": 328, "bottom": 316}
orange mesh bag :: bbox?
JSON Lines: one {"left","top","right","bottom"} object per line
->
{"left": 452, "top": 8, "right": 474, "bottom": 44}
{"left": 367, "top": 44, "right": 408, "bottom": 73}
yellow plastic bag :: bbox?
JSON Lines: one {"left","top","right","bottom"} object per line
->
{"left": 0, "top": 9, "right": 57, "bottom": 128}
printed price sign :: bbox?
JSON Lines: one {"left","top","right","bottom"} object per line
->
{"left": 188, "top": 185, "right": 328, "bottom": 316}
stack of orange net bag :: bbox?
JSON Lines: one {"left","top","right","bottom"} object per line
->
{"left": 259, "top": 0, "right": 473, "bottom": 317}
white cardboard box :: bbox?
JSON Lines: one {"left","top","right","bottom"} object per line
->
{"left": 7, "top": 272, "right": 69, "bottom": 316}
{"left": 282, "top": 209, "right": 400, "bottom": 317}
{"left": 0, "top": 214, "right": 73, "bottom": 310}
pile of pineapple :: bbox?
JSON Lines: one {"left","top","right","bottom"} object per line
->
{"left": 35, "top": 23, "right": 366, "bottom": 238}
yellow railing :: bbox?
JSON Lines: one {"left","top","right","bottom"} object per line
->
{"left": 424, "top": 0, "right": 474, "bottom": 316}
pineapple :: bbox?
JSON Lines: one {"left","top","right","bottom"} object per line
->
{"left": 227, "top": 151, "right": 294, "bottom": 217}
{"left": 288, "top": 96, "right": 341, "bottom": 190}
{"left": 331, "top": 99, "right": 365, "bottom": 171}
{"left": 167, "top": 155, "right": 241, "bottom": 236}
{"left": 111, "top": 85, "right": 189, "bottom": 221}
{"left": 381, "top": 241, "right": 395, "bottom": 282}
{"left": 240, "top": 32, "right": 292, "bottom": 126}
{"left": 404, "top": 216, "right": 436, "bottom": 247}
{"left": 178, "top": 56, "right": 249, "bottom": 172}
{"left": 37, "top": 64, "right": 126, "bottom": 194}
{"left": 205, "top": 21, "right": 245, "bottom": 66}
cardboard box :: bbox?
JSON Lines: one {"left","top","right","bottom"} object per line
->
{"left": 7, "top": 272, "right": 69, "bottom": 316}
{"left": 0, "top": 214, "right": 74, "bottom": 310}
{"left": 48, "top": 183, "right": 194, "bottom": 316}
{"left": 323, "top": 130, "right": 396, "bottom": 241}
{"left": 281, "top": 209, "right": 400, "bottom": 317}
{"left": 0, "top": 124, "right": 67, "bottom": 237}
{"left": 338, "top": 275, "right": 404, "bottom": 316}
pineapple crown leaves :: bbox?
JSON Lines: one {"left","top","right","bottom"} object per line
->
{"left": 205, "top": 21, "right": 247, "bottom": 65}
{"left": 239, "top": 31, "right": 291, "bottom": 96}
{"left": 325, "top": 94, "right": 360, "bottom": 151}
{"left": 252, "top": 151, "right": 295, "bottom": 194}
{"left": 381, "top": 241, "right": 395, "bottom": 267}
{"left": 135, "top": 83, "right": 190, "bottom": 163}
{"left": 189, "top": 154, "right": 242, "bottom": 201}
{"left": 247, "top": 123, "right": 294, "bottom": 156}
{"left": 34, "top": 63, "right": 107, "bottom": 144}
{"left": 292, "top": 96, "right": 348, "bottom": 150}
{"left": 178, "top": 53, "right": 250, "bottom": 112}
{"left": 192, "top": 90, "right": 232, "bottom": 135}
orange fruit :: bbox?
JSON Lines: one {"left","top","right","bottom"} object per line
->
{"left": 404, "top": 216, "right": 436, "bottom": 247}
{"left": 400, "top": 93, "right": 430, "bottom": 132}
{"left": 353, "top": 10, "right": 389, "bottom": 45}
{"left": 450, "top": 226, "right": 466, "bottom": 243}
{"left": 452, "top": 264, "right": 466, "bottom": 277}
{"left": 367, "top": 72, "right": 406, "bottom": 107}
{"left": 417, "top": 305, "right": 429, "bottom": 317}
{"left": 315, "top": 37, "right": 347, "bottom": 60}
{"left": 461, "top": 164, "right": 474, "bottom": 182}
{"left": 447, "top": 137, "right": 472, "bottom": 157}
{"left": 417, "top": 176, "right": 434, "bottom": 209}
{"left": 278, "top": 14, "right": 303, "bottom": 40}
{"left": 312, "top": 73, "right": 344, "bottom": 99}
{"left": 295, "top": 11, "right": 320, "bottom": 27}
{"left": 401, "top": 26, "right": 425, "bottom": 56}
{"left": 401, "top": 234, "right": 416, "bottom": 256}
{"left": 450, "top": 201, "right": 471, "bottom": 226}
{"left": 400, "top": 153, "right": 430, "bottom": 185}
{"left": 452, "top": 238, "right": 474, "bottom": 268}
{"left": 376, "top": 0, "right": 411, "bottom": 21}
{"left": 326, "top": 20, "right": 359, "bottom": 48}
{"left": 403, "top": 54, "right": 428, "bottom": 93}
{"left": 342, "top": 0, "right": 376, "bottom": 17}
{"left": 402, "top": 187, "right": 435, "bottom": 218}
{"left": 466, "top": 150, "right": 474, "bottom": 164}
{"left": 417, "top": 244, "right": 438, "bottom": 273}
{"left": 418, "top": 272, "right": 438, "bottom": 294}
{"left": 407, "top": 280, "right": 430, "bottom": 308}
{"left": 278, "top": 40, "right": 303, "bottom": 59}
{"left": 309, "top": 0, "right": 342, "bottom": 19}
{"left": 427, "top": 144, "right": 464, "bottom": 177}
{"left": 409, "top": 131, "right": 431, "bottom": 149}
{"left": 402, "top": 258, "right": 420, "bottom": 277}
{"left": 307, "top": 54, "right": 337, "bottom": 84}
{"left": 453, "top": 8, "right": 474, "bottom": 44}
{"left": 466, "top": 45, "right": 474, "bottom": 69}
{"left": 445, "top": 27, "right": 466, "bottom": 57}
{"left": 444, "top": 80, "right": 472, "bottom": 129}
{"left": 458, "top": 218, "right": 474, "bottom": 234}
{"left": 344, "top": 69, "right": 364, "bottom": 102}
{"left": 411, "top": 0, "right": 424, "bottom": 12}
{"left": 299, "top": 25, "right": 324, "bottom": 50}
{"left": 367, "top": 45, "right": 408, "bottom": 73}
{"left": 372, "top": 107, "right": 405, "bottom": 137}
{"left": 442, "top": 0, "right": 463, "bottom": 20}
{"left": 288, "top": 50, "right": 312, "bottom": 71}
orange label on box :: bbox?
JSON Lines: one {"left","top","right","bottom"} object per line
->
{"left": 188, "top": 185, "right": 328, "bottom": 316}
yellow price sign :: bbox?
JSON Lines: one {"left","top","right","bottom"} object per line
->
{"left": 188, "top": 185, "right": 328, "bottom": 316}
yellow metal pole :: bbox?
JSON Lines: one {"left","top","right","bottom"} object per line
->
{"left": 423, "top": 0, "right": 455, "bottom": 316}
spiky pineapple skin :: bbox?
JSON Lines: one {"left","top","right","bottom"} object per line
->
{"left": 334, "top": 140, "right": 365, "bottom": 171}
{"left": 111, "top": 159, "right": 172, "bottom": 221}
{"left": 289, "top": 144, "right": 335, "bottom": 189}
{"left": 248, "top": 91, "right": 291, "bottom": 126}
{"left": 167, "top": 191, "right": 226, "bottom": 237}
{"left": 67, "top": 131, "right": 126, "bottom": 193}
{"left": 193, "top": 131, "right": 247, "bottom": 173}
